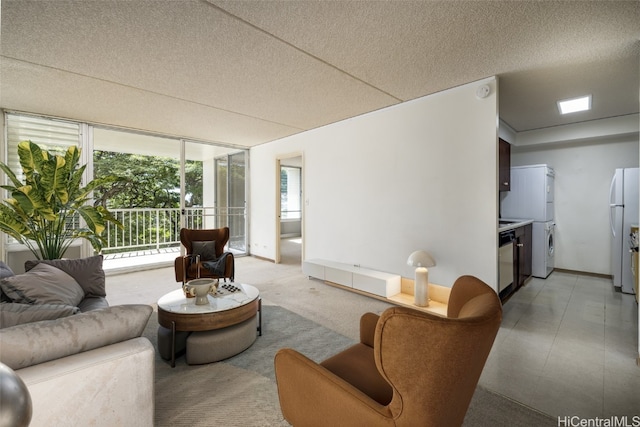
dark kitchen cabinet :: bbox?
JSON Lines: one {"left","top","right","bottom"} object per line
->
{"left": 515, "top": 223, "right": 532, "bottom": 287}
{"left": 499, "top": 138, "right": 511, "bottom": 191}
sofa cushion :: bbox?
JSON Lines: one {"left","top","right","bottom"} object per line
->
{"left": 77, "top": 296, "right": 109, "bottom": 312}
{"left": 24, "top": 255, "right": 106, "bottom": 298}
{"left": 0, "top": 263, "right": 85, "bottom": 306}
{"left": 0, "top": 304, "right": 153, "bottom": 370}
{"left": 0, "top": 302, "right": 79, "bottom": 329}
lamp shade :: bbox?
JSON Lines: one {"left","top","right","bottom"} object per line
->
{"left": 407, "top": 250, "right": 436, "bottom": 268}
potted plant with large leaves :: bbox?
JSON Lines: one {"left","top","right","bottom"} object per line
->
{"left": 0, "top": 140, "right": 124, "bottom": 260}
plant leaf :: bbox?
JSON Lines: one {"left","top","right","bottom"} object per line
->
{"left": 0, "top": 162, "right": 23, "bottom": 188}
{"left": 67, "top": 164, "right": 86, "bottom": 202}
{"left": 76, "top": 205, "right": 106, "bottom": 235}
{"left": 17, "top": 140, "right": 45, "bottom": 182}
{"left": 11, "top": 185, "right": 56, "bottom": 221}
{"left": 0, "top": 204, "right": 30, "bottom": 241}
{"left": 40, "top": 154, "right": 69, "bottom": 204}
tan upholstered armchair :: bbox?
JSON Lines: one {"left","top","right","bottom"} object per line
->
{"left": 174, "top": 227, "right": 235, "bottom": 284}
{"left": 274, "top": 275, "right": 502, "bottom": 427}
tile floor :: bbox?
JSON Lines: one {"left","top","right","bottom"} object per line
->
{"left": 481, "top": 271, "right": 640, "bottom": 419}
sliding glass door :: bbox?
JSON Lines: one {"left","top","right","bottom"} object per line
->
{"left": 215, "top": 151, "right": 246, "bottom": 253}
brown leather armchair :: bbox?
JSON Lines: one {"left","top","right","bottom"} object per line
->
{"left": 274, "top": 275, "right": 502, "bottom": 427}
{"left": 174, "top": 227, "right": 235, "bottom": 284}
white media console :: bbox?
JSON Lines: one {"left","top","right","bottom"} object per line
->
{"left": 303, "top": 259, "right": 450, "bottom": 316}
{"left": 303, "top": 259, "right": 401, "bottom": 297}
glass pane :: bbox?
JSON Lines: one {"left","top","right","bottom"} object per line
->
{"left": 228, "top": 152, "right": 246, "bottom": 252}
{"left": 281, "top": 166, "right": 301, "bottom": 220}
{"left": 184, "top": 141, "right": 219, "bottom": 231}
{"left": 215, "top": 156, "right": 228, "bottom": 228}
{"left": 93, "top": 128, "right": 181, "bottom": 254}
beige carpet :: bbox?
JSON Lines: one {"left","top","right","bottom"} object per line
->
{"left": 146, "top": 304, "right": 555, "bottom": 426}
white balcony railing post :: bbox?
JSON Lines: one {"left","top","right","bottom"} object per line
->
{"left": 155, "top": 209, "right": 160, "bottom": 251}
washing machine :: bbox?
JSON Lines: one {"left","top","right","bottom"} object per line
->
{"left": 532, "top": 221, "right": 555, "bottom": 278}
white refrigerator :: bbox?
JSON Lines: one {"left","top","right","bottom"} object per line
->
{"left": 609, "top": 167, "right": 639, "bottom": 294}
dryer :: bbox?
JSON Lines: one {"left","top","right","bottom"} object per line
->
{"left": 502, "top": 165, "right": 554, "bottom": 222}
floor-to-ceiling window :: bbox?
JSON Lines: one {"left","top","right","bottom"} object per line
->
{"left": 2, "top": 112, "right": 249, "bottom": 266}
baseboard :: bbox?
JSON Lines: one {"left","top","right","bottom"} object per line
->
{"left": 251, "top": 254, "right": 275, "bottom": 263}
{"left": 552, "top": 268, "right": 612, "bottom": 280}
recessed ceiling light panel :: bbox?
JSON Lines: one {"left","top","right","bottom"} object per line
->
{"left": 557, "top": 95, "right": 592, "bottom": 115}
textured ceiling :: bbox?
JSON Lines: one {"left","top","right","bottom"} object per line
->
{"left": 1, "top": 0, "right": 638, "bottom": 148}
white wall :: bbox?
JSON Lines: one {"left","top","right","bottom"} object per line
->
{"left": 510, "top": 131, "right": 639, "bottom": 275}
{"left": 250, "top": 78, "right": 499, "bottom": 288}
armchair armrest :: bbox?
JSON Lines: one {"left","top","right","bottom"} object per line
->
{"left": 274, "top": 348, "right": 393, "bottom": 427}
{"left": 174, "top": 255, "right": 188, "bottom": 283}
{"left": 174, "top": 254, "right": 201, "bottom": 283}
{"left": 359, "top": 312, "right": 379, "bottom": 348}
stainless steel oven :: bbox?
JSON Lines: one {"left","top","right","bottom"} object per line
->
{"left": 498, "top": 230, "right": 515, "bottom": 293}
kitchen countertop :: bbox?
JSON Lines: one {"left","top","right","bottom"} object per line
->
{"left": 498, "top": 218, "right": 534, "bottom": 232}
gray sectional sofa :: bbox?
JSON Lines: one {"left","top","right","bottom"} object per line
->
{"left": 0, "top": 256, "right": 155, "bottom": 426}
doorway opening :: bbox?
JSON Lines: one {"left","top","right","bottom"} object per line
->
{"left": 276, "top": 155, "right": 303, "bottom": 265}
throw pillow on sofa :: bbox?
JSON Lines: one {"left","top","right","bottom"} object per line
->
{"left": 24, "top": 255, "right": 106, "bottom": 298}
{"left": 0, "top": 261, "right": 14, "bottom": 279}
{"left": 0, "top": 263, "right": 85, "bottom": 307}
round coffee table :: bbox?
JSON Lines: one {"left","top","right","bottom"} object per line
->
{"left": 157, "top": 283, "right": 261, "bottom": 367}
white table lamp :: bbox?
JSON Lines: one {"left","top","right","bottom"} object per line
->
{"left": 407, "top": 250, "right": 436, "bottom": 307}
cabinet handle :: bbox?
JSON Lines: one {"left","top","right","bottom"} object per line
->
{"left": 516, "top": 243, "right": 524, "bottom": 247}
{"left": 503, "top": 182, "right": 509, "bottom": 186}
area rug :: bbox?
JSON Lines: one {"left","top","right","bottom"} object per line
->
{"left": 145, "top": 305, "right": 555, "bottom": 426}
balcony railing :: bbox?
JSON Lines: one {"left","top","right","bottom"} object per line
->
{"left": 4, "top": 207, "right": 246, "bottom": 258}
{"left": 103, "top": 207, "right": 246, "bottom": 255}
